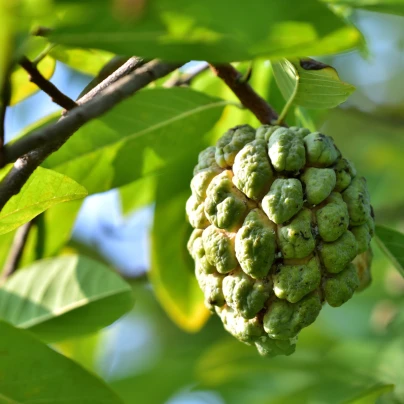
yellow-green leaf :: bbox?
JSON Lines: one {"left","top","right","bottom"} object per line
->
{"left": 151, "top": 157, "right": 210, "bottom": 332}
{"left": 50, "top": 46, "right": 115, "bottom": 76}
{"left": 0, "top": 166, "right": 87, "bottom": 235}
{"left": 10, "top": 55, "right": 56, "bottom": 105}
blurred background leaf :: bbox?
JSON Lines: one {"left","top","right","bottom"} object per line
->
{"left": 119, "top": 176, "right": 157, "bottom": 216}
{"left": 50, "top": 0, "right": 360, "bottom": 62}
{"left": 375, "top": 225, "right": 404, "bottom": 277}
{"left": 0, "top": 320, "right": 124, "bottom": 404}
{"left": 49, "top": 46, "right": 115, "bottom": 77}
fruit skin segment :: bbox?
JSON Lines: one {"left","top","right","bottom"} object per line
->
{"left": 186, "top": 125, "right": 374, "bottom": 357}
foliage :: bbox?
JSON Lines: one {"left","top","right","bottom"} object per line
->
{"left": 1, "top": 1, "right": 404, "bottom": 403}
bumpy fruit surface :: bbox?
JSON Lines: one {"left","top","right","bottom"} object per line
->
{"left": 186, "top": 125, "right": 374, "bottom": 357}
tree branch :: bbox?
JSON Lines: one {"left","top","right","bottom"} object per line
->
{"left": 0, "top": 94, "right": 7, "bottom": 153}
{"left": 0, "top": 60, "right": 181, "bottom": 211}
{"left": 77, "top": 56, "right": 145, "bottom": 103}
{"left": 1, "top": 220, "right": 34, "bottom": 282}
{"left": 0, "top": 69, "right": 12, "bottom": 166}
{"left": 163, "top": 63, "right": 209, "bottom": 88}
{"left": 19, "top": 56, "right": 78, "bottom": 110}
{"left": 209, "top": 63, "right": 278, "bottom": 124}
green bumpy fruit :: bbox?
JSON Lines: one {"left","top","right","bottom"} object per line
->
{"left": 186, "top": 125, "right": 374, "bottom": 357}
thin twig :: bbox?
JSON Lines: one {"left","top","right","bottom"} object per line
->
{"left": 0, "top": 60, "right": 181, "bottom": 211}
{"left": 0, "top": 103, "right": 5, "bottom": 150}
{"left": 123, "top": 268, "right": 149, "bottom": 282}
{"left": 1, "top": 221, "right": 34, "bottom": 282}
{"left": 32, "top": 26, "right": 52, "bottom": 37}
{"left": 32, "top": 43, "right": 57, "bottom": 65}
{"left": 0, "top": 94, "right": 7, "bottom": 154}
{"left": 77, "top": 56, "right": 144, "bottom": 104}
{"left": 163, "top": 63, "right": 209, "bottom": 88}
{"left": 19, "top": 56, "right": 78, "bottom": 110}
{"left": 209, "top": 63, "right": 278, "bottom": 124}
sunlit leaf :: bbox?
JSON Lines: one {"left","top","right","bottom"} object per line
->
{"left": 50, "top": 0, "right": 360, "bottom": 62}
{"left": 272, "top": 58, "right": 355, "bottom": 111}
{"left": 0, "top": 321, "right": 123, "bottom": 403}
{"left": 10, "top": 55, "right": 56, "bottom": 105}
{"left": 0, "top": 2, "right": 14, "bottom": 97}
{"left": 50, "top": 46, "right": 115, "bottom": 76}
{"left": 151, "top": 155, "right": 209, "bottom": 332}
{"left": 43, "top": 87, "right": 227, "bottom": 194}
{"left": 0, "top": 167, "right": 87, "bottom": 236}
{"left": 0, "top": 254, "right": 134, "bottom": 341}
{"left": 375, "top": 225, "right": 404, "bottom": 278}
{"left": 55, "top": 332, "right": 102, "bottom": 374}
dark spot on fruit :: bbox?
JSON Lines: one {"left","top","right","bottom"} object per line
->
{"left": 300, "top": 231, "right": 310, "bottom": 240}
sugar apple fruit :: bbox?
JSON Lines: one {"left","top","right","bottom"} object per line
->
{"left": 186, "top": 124, "right": 374, "bottom": 357}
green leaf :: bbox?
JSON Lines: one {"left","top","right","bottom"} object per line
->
{"left": 43, "top": 87, "right": 227, "bottom": 194}
{"left": 50, "top": 0, "right": 360, "bottom": 62}
{"left": 375, "top": 225, "right": 404, "bottom": 278}
{"left": 0, "top": 254, "right": 134, "bottom": 342}
{"left": 151, "top": 156, "right": 209, "bottom": 332}
{"left": 294, "top": 107, "right": 328, "bottom": 132}
{"left": 50, "top": 45, "right": 115, "bottom": 76}
{"left": 0, "top": 2, "right": 14, "bottom": 96}
{"left": 323, "top": 108, "right": 404, "bottom": 214}
{"left": 324, "top": 0, "right": 404, "bottom": 16}
{"left": 19, "top": 200, "right": 83, "bottom": 267}
{"left": 197, "top": 337, "right": 383, "bottom": 404}
{"left": 119, "top": 175, "right": 157, "bottom": 215}
{"left": 10, "top": 55, "right": 56, "bottom": 105}
{"left": 0, "top": 231, "right": 16, "bottom": 277}
{"left": 0, "top": 320, "right": 123, "bottom": 403}
{"left": 112, "top": 349, "right": 197, "bottom": 404}
{"left": 272, "top": 58, "right": 355, "bottom": 114}
{"left": 345, "top": 384, "right": 395, "bottom": 404}
{"left": 0, "top": 200, "right": 82, "bottom": 278}
{"left": 0, "top": 166, "right": 87, "bottom": 236}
